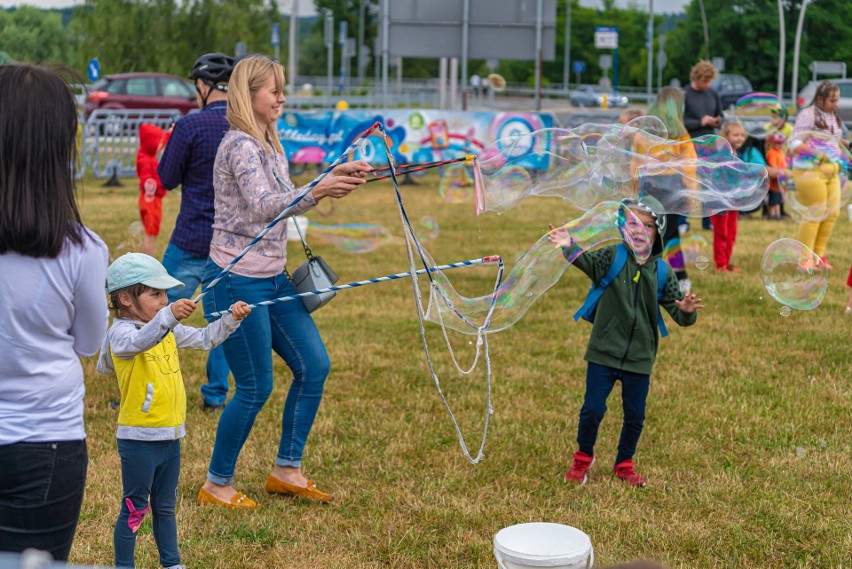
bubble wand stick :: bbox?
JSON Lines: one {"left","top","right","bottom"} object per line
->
{"left": 204, "top": 256, "right": 503, "bottom": 318}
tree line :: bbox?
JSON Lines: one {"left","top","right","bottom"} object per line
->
{"left": 1, "top": 0, "right": 850, "bottom": 93}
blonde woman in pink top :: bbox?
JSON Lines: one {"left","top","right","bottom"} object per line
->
{"left": 198, "top": 55, "right": 371, "bottom": 509}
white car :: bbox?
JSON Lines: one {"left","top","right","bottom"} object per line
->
{"left": 797, "top": 79, "right": 852, "bottom": 123}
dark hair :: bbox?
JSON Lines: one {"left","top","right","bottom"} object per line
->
{"left": 0, "top": 64, "right": 85, "bottom": 258}
{"left": 108, "top": 283, "right": 155, "bottom": 319}
{"left": 809, "top": 80, "right": 841, "bottom": 134}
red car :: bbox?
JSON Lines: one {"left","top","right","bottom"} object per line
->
{"left": 84, "top": 72, "right": 197, "bottom": 117}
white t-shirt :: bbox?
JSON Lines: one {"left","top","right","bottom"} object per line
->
{"left": 0, "top": 230, "right": 109, "bottom": 444}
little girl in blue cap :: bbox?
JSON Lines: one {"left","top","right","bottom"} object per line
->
{"left": 97, "top": 253, "right": 250, "bottom": 569}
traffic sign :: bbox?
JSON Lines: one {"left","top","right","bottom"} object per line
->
{"left": 598, "top": 54, "right": 612, "bottom": 70}
{"left": 594, "top": 27, "right": 618, "bottom": 50}
{"left": 87, "top": 58, "right": 100, "bottom": 82}
{"left": 573, "top": 61, "right": 586, "bottom": 74}
{"left": 271, "top": 23, "right": 280, "bottom": 47}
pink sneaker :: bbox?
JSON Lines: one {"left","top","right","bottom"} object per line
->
{"left": 614, "top": 459, "right": 646, "bottom": 487}
{"left": 564, "top": 451, "right": 594, "bottom": 485}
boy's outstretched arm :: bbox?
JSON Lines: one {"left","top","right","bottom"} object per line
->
{"left": 548, "top": 223, "right": 614, "bottom": 285}
{"left": 660, "top": 272, "right": 702, "bottom": 327}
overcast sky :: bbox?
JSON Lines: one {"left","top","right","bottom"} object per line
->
{"left": 1, "top": 0, "right": 691, "bottom": 15}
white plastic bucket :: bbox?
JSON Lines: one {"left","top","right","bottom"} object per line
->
{"left": 494, "top": 523, "right": 594, "bottom": 569}
{"left": 286, "top": 215, "right": 310, "bottom": 242}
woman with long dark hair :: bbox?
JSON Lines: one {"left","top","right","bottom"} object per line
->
{"left": 0, "top": 64, "right": 109, "bottom": 560}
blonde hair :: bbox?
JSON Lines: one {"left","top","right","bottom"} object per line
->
{"left": 719, "top": 120, "right": 745, "bottom": 138}
{"left": 618, "top": 108, "right": 643, "bottom": 124}
{"left": 227, "top": 54, "right": 285, "bottom": 154}
{"left": 690, "top": 60, "right": 717, "bottom": 82}
{"left": 647, "top": 86, "right": 688, "bottom": 139}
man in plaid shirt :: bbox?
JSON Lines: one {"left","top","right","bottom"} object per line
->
{"left": 158, "top": 53, "right": 234, "bottom": 411}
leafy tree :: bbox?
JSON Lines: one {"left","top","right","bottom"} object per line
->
{"left": 0, "top": 7, "right": 75, "bottom": 65}
{"left": 664, "top": 0, "right": 852, "bottom": 93}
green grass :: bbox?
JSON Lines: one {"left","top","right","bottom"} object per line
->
{"left": 73, "top": 173, "right": 851, "bottom": 568}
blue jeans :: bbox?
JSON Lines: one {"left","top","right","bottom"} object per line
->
{"left": 162, "top": 243, "right": 231, "bottom": 406}
{"left": 202, "top": 260, "right": 330, "bottom": 485}
{"left": 0, "top": 440, "right": 87, "bottom": 561}
{"left": 114, "top": 439, "right": 181, "bottom": 568}
{"left": 577, "top": 362, "right": 650, "bottom": 465}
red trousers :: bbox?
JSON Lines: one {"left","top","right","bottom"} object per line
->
{"left": 711, "top": 211, "right": 738, "bottom": 269}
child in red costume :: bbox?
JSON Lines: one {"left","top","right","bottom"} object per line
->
{"left": 136, "top": 123, "right": 171, "bottom": 256}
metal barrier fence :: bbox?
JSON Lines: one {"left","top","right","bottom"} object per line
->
{"left": 80, "top": 109, "right": 182, "bottom": 184}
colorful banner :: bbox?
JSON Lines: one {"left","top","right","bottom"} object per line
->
{"left": 277, "top": 110, "right": 556, "bottom": 170}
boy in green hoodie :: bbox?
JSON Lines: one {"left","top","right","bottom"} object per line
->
{"left": 549, "top": 196, "right": 704, "bottom": 487}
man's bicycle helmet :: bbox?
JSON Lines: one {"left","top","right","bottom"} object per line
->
{"left": 190, "top": 53, "right": 234, "bottom": 106}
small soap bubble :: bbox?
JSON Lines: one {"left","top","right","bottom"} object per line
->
{"left": 795, "top": 447, "right": 807, "bottom": 459}
{"left": 525, "top": 291, "right": 533, "bottom": 298}
{"left": 694, "top": 256, "right": 710, "bottom": 270}
{"left": 779, "top": 306, "right": 792, "bottom": 317}
{"left": 819, "top": 440, "right": 827, "bottom": 448}
{"left": 488, "top": 405, "right": 494, "bottom": 415}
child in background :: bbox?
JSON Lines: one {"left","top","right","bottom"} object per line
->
{"left": 764, "top": 131, "right": 791, "bottom": 220}
{"left": 712, "top": 121, "right": 766, "bottom": 271}
{"left": 96, "top": 253, "right": 250, "bottom": 569}
{"left": 763, "top": 106, "right": 794, "bottom": 140}
{"left": 136, "top": 124, "right": 171, "bottom": 256}
{"left": 618, "top": 108, "right": 643, "bottom": 124}
{"left": 549, "top": 196, "right": 703, "bottom": 487}
{"left": 846, "top": 266, "right": 852, "bottom": 316}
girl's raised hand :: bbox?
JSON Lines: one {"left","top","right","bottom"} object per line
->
{"left": 230, "top": 301, "right": 252, "bottom": 321}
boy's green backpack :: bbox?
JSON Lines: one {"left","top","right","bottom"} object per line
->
{"left": 572, "top": 243, "right": 669, "bottom": 337}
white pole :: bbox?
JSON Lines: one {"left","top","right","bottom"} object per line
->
{"left": 534, "top": 0, "right": 542, "bottom": 112}
{"left": 791, "top": 0, "right": 809, "bottom": 107}
{"left": 698, "top": 0, "right": 710, "bottom": 59}
{"left": 450, "top": 57, "right": 458, "bottom": 110}
{"left": 358, "top": 0, "right": 366, "bottom": 87}
{"left": 777, "top": 0, "right": 785, "bottom": 100}
{"left": 439, "top": 57, "right": 447, "bottom": 110}
{"left": 288, "top": 0, "right": 298, "bottom": 94}
{"left": 647, "top": 0, "right": 654, "bottom": 101}
{"left": 381, "top": 0, "right": 389, "bottom": 107}
{"left": 563, "top": 0, "right": 571, "bottom": 91}
{"left": 462, "top": 0, "right": 470, "bottom": 98}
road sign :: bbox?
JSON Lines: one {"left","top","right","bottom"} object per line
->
{"left": 573, "top": 61, "right": 586, "bottom": 74}
{"left": 87, "top": 58, "right": 100, "bottom": 82}
{"left": 271, "top": 23, "right": 280, "bottom": 47}
{"left": 598, "top": 54, "right": 612, "bottom": 70}
{"left": 656, "top": 51, "right": 667, "bottom": 69}
{"left": 712, "top": 57, "right": 725, "bottom": 72}
{"left": 594, "top": 27, "right": 618, "bottom": 50}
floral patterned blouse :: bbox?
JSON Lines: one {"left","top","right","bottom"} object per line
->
{"left": 210, "top": 129, "right": 317, "bottom": 278}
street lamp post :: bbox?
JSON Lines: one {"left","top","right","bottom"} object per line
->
{"left": 777, "top": 0, "right": 786, "bottom": 100}
{"left": 791, "top": 0, "right": 811, "bottom": 107}
{"left": 646, "top": 0, "right": 654, "bottom": 101}
{"left": 698, "top": 0, "right": 710, "bottom": 59}
{"left": 563, "top": 0, "right": 571, "bottom": 91}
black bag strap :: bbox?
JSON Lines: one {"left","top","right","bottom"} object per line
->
{"left": 272, "top": 167, "right": 314, "bottom": 262}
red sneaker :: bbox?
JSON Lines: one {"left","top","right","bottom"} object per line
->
{"left": 614, "top": 459, "right": 646, "bottom": 487}
{"left": 819, "top": 257, "right": 834, "bottom": 270}
{"left": 727, "top": 264, "right": 742, "bottom": 273}
{"left": 564, "top": 451, "right": 594, "bottom": 485}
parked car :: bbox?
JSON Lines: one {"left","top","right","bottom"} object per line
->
{"left": 797, "top": 79, "right": 852, "bottom": 123}
{"left": 84, "top": 72, "right": 197, "bottom": 117}
{"left": 711, "top": 73, "right": 753, "bottom": 109}
{"left": 569, "top": 86, "right": 629, "bottom": 108}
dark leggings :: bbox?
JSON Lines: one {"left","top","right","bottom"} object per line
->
{"left": 577, "top": 363, "right": 650, "bottom": 465}
{"left": 0, "top": 440, "right": 87, "bottom": 561}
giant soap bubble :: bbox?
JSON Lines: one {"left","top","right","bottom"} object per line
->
{"left": 474, "top": 121, "right": 769, "bottom": 218}
{"left": 760, "top": 238, "right": 827, "bottom": 311}
{"left": 734, "top": 93, "right": 788, "bottom": 139}
{"left": 426, "top": 201, "right": 651, "bottom": 334}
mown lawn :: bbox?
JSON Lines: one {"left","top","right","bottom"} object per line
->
{"left": 73, "top": 172, "right": 851, "bottom": 568}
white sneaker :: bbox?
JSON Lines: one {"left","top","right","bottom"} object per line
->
{"left": 678, "top": 278, "right": 692, "bottom": 294}
{"left": 678, "top": 223, "right": 689, "bottom": 236}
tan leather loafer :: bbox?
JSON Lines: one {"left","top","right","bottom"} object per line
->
{"left": 264, "top": 476, "right": 332, "bottom": 503}
{"left": 197, "top": 487, "right": 260, "bottom": 510}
